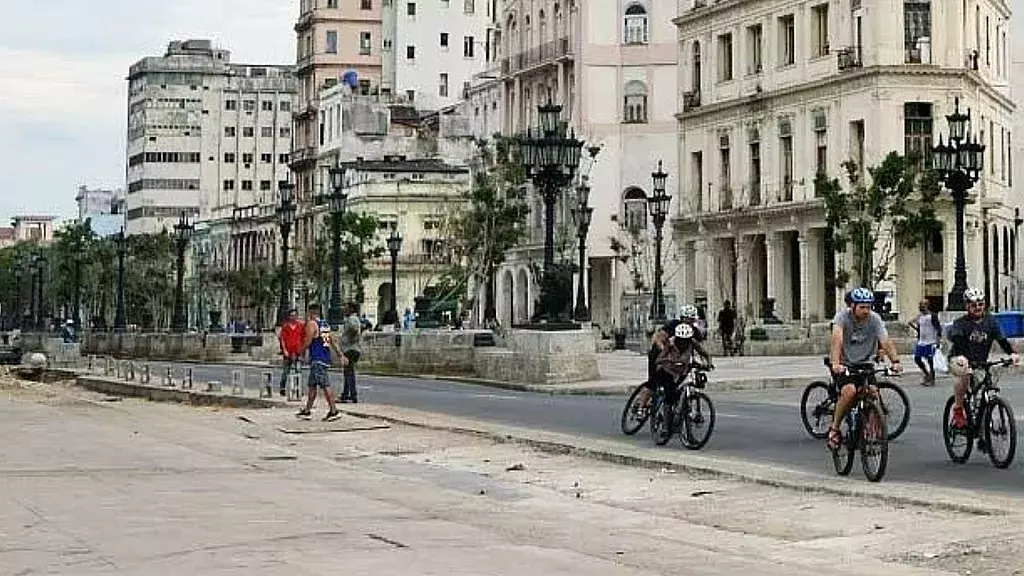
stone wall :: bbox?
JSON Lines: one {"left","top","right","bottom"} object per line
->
{"left": 18, "top": 332, "right": 235, "bottom": 363}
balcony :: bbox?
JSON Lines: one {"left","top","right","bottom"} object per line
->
{"left": 682, "top": 91, "right": 701, "bottom": 112}
{"left": 837, "top": 47, "right": 863, "bottom": 71}
{"left": 288, "top": 146, "right": 318, "bottom": 168}
{"left": 500, "top": 37, "right": 572, "bottom": 76}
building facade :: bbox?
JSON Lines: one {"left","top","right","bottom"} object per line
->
{"left": 491, "top": 0, "right": 680, "bottom": 334}
{"left": 125, "top": 40, "right": 296, "bottom": 235}
{"left": 10, "top": 216, "right": 56, "bottom": 245}
{"left": 674, "top": 0, "right": 1018, "bottom": 321}
{"left": 75, "top": 186, "right": 123, "bottom": 222}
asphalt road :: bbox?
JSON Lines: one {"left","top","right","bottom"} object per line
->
{"left": 135, "top": 360, "right": 1024, "bottom": 496}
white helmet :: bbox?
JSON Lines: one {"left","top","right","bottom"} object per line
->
{"left": 679, "top": 305, "right": 699, "bottom": 320}
{"left": 674, "top": 323, "right": 694, "bottom": 340}
{"left": 964, "top": 288, "right": 985, "bottom": 303}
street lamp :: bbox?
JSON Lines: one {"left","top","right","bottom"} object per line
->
{"left": 114, "top": 228, "right": 127, "bottom": 332}
{"left": 11, "top": 261, "right": 23, "bottom": 331}
{"left": 648, "top": 160, "right": 671, "bottom": 322}
{"left": 572, "top": 176, "right": 594, "bottom": 322}
{"left": 517, "top": 99, "right": 585, "bottom": 324}
{"left": 71, "top": 234, "right": 83, "bottom": 332}
{"left": 327, "top": 164, "right": 349, "bottom": 328}
{"left": 172, "top": 212, "right": 194, "bottom": 333}
{"left": 386, "top": 229, "right": 403, "bottom": 327}
{"left": 33, "top": 254, "right": 47, "bottom": 332}
{"left": 932, "top": 97, "right": 984, "bottom": 311}
{"left": 276, "top": 180, "right": 297, "bottom": 325}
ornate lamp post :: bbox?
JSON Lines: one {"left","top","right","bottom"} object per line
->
{"left": 517, "top": 100, "right": 585, "bottom": 324}
{"left": 33, "top": 254, "right": 47, "bottom": 332}
{"left": 276, "top": 180, "right": 297, "bottom": 324}
{"left": 572, "top": 176, "right": 594, "bottom": 322}
{"left": 932, "top": 97, "right": 985, "bottom": 311}
{"left": 114, "top": 228, "right": 127, "bottom": 332}
{"left": 386, "top": 229, "right": 403, "bottom": 327}
{"left": 72, "top": 235, "right": 83, "bottom": 332}
{"left": 647, "top": 160, "right": 671, "bottom": 322}
{"left": 11, "top": 261, "right": 22, "bottom": 331}
{"left": 172, "top": 213, "right": 194, "bottom": 333}
{"left": 327, "top": 164, "right": 349, "bottom": 328}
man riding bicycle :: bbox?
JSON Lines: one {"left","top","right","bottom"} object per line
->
{"left": 947, "top": 288, "right": 1020, "bottom": 429}
{"left": 637, "top": 305, "right": 707, "bottom": 409}
{"left": 827, "top": 287, "right": 903, "bottom": 450}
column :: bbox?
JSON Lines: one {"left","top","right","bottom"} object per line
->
{"left": 765, "top": 232, "right": 777, "bottom": 303}
{"left": 735, "top": 235, "right": 750, "bottom": 317}
{"left": 679, "top": 243, "right": 692, "bottom": 304}
{"left": 512, "top": 76, "right": 522, "bottom": 132}
{"left": 704, "top": 238, "right": 718, "bottom": 319}
{"left": 798, "top": 230, "right": 810, "bottom": 322}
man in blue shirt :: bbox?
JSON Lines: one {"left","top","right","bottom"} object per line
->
{"left": 296, "top": 304, "right": 342, "bottom": 421}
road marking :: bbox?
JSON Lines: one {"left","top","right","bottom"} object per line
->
{"left": 717, "top": 413, "right": 760, "bottom": 421}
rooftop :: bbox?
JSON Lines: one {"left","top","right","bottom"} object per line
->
{"left": 11, "top": 215, "right": 57, "bottom": 222}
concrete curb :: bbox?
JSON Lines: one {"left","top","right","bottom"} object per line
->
{"left": 76, "top": 376, "right": 277, "bottom": 409}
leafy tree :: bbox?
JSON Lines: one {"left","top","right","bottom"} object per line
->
{"left": 225, "top": 265, "right": 278, "bottom": 330}
{"left": 818, "top": 151, "right": 942, "bottom": 289}
{"left": 339, "top": 211, "right": 384, "bottom": 305}
{"left": 296, "top": 229, "right": 332, "bottom": 306}
{"left": 122, "top": 232, "right": 175, "bottom": 331}
{"left": 48, "top": 221, "right": 96, "bottom": 326}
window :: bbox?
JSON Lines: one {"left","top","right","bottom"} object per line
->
{"left": 407, "top": 45, "right": 416, "bottom": 59}
{"left": 717, "top": 33, "right": 734, "bottom": 81}
{"left": 360, "top": 32, "right": 372, "bottom": 54}
{"left": 224, "top": 153, "right": 236, "bottom": 163}
{"left": 850, "top": 119, "right": 866, "bottom": 178}
{"left": 406, "top": 89, "right": 416, "bottom": 102}
{"left": 691, "top": 42, "right": 702, "bottom": 92}
{"left": 749, "top": 129, "right": 762, "bottom": 206}
{"left": 812, "top": 4, "right": 829, "bottom": 58}
{"left": 327, "top": 0, "right": 337, "bottom": 6}
{"left": 224, "top": 126, "right": 236, "bottom": 137}
{"left": 242, "top": 153, "right": 254, "bottom": 164}
{"left": 904, "top": 1, "right": 932, "bottom": 64}
{"left": 279, "top": 153, "right": 290, "bottom": 163}
{"left": 261, "top": 126, "right": 274, "bottom": 137}
{"left": 719, "top": 134, "right": 732, "bottom": 209}
{"left": 691, "top": 152, "right": 703, "bottom": 212}
{"left": 225, "top": 99, "right": 237, "bottom": 111}
{"left": 779, "top": 15, "right": 796, "bottom": 66}
{"left": 260, "top": 180, "right": 272, "bottom": 191}
{"left": 623, "top": 188, "right": 647, "bottom": 231}
{"left": 439, "top": 73, "right": 449, "bottom": 97}
{"left": 986, "top": 16, "right": 990, "bottom": 66}
{"left": 243, "top": 127, "right": 254, "bottom": 137}
{"left": 623, "top": 4, "right": 649, "bottom": 45}
{"left": 223, "top": 179, "right": 235, "bottom": 191}
{"left": 261, "top": 153, "right": 272, "bottom": 163}
{"left": 813, "top": 111, "right": 828, "bottom": 175}
{"left": 280, "top": 101, "right": 291, "bottom": 112}
{"left": 440, "top": 32, "right": 449, "bottom": 47}
{"left": 261, "top": 100, "right": 274, "bottom": 112}
{"left": 464, "top": 36, "right": 475, "bottom": 57}
{"left": 779, "top": 119, "right": 794, "bottom": 201}
{"left": 622, "top": 80, "right": 648, "bottom": 123}
{"left": 243, "top": 100, "right": 255, "bottom": 111}
{"left": 280, "top": 127, "right": 291, "bottom": 138}
{"left": 361, "top": 0, "right": 372, "bottom": 8}
{"left": 903, "top": 102, "right": 933, "bottom": 164}
{"left": 359, "top": 79, "right": 371, "bottom": 95}
{"left": 241, "top": 180, "right": 253, "bottom": 191}
{"left": 326, "top": 30, "right": 338, "bottom": 54}
{"left": 407, "top": 2, "right": 416, "bottom": 15}
{"left": 464, "top": 0, "right": 474, "bottom": 13}
{"left": 747, "top": 25, "right": 763, "bottom": 74}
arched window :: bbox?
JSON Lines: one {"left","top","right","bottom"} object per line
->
{"left": 538, "top": 10, "right": 547, "bottom": 44}
{"left": 623, "top": 3, "right": 649, "bottom": 45}
{"left": 623, "top": 80, "right": 648, "bottom": 123}
{"left": 692, "top": 41, "right": 702, "bottom": 93}
{"left": 554, "top": 4, "right": 563, "bottom": 40}
{"left": 623, "top": 187, "right": 648, "bottom": 231}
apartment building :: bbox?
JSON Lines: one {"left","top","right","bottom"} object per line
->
{"left": 125, "top": 40, "right": 296, "bottom": 234}
{"left": 674, "top": 0, "right": 1018, "bottom": 320}
{"left": 490, "top": 0, "right": 680, "bottom": 334}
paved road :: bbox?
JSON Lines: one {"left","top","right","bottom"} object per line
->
{"left": 128, "top": 360, "right": 1024, "bottom": 496}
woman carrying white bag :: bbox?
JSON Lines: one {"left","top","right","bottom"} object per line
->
{"left": 910, "top": 299, "right": 943, "bottom": 386}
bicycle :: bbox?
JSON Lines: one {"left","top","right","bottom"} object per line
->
{"left": 829, "top": 363, "right": 892, "bottom": 482}
{"left": 649, "top": 364, "right": 716, "bottom": 450}
{"left": 801, "top": 357, "right": 911, "bottom": 442}
{"left": 942, "top": 358, "right": 1017, "bottom": 469}
{"left": 621, "top": 381, "right": 656, "bottom": 436}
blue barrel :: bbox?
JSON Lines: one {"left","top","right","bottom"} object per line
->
{"left": 993, "top": 311, "right": 1024, "bottom": 338}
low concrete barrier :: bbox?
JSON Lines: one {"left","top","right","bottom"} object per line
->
{"left": 76, "top": 376, "right": 275, "bottom": 409}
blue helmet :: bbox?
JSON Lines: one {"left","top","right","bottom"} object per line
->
{"left": 850, "top": 287, "right": 874, "bottom": 304}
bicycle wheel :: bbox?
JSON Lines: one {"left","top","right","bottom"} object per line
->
{"left": 859, "top": 400, "right": 889, "bottom": 482}
{"left": 681, "top": 391, "right": 716, "bottom": 450}
{"left": 876, "top": 381, "right": 911, "bottom": 441}
{"left": 984, "top": 397, "right": 1017, "bottom": 469}
{"left": 942, "top": 396, "right": 974, "bottom": 464}
{"left": 831, "top": 414, "right": 855, "bottom": 476}
{"left": 800, "top": 381, "right": 834, "bottom": 439}
{"left": 620, "top": 383, "right": 651, "bottom": 435}
{"left": 651, "top": 400, "right": 673, "bottom": 446}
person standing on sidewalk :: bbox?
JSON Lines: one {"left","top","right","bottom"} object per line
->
{"left": 339, "top": 302, "right": 363, "bottom": 403}
{"left": 716, "top": 301, "right": 736, "bottom": 356}
{"left": 297, "top": 304, "right": 341, "bottom": 421}
{"left": 277, "top": 308, "right": 305, "bottom": 396}
{"left": 909, "top": 299, "right": 941, "bottom": 386}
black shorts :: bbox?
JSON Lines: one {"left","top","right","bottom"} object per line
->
{"left": 834, "top": 371, "right": 872, "bottom": 391}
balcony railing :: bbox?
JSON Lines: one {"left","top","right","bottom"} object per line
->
{"left": 682, "top": 91, "right": 701, "bottom": 112}
{"left": 500, "top": 37, "right": 572, "bottom": 75}
{"left": 837, "top": 46, "right": 863, "bottom": 71}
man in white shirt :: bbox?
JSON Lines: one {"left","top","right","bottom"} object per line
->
{"left": 909, "top": 299, "right": 941, "bottom": 386}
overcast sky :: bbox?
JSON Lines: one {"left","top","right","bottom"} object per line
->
{"left": 0, "top": 0, "right": 294, "bottom": 223}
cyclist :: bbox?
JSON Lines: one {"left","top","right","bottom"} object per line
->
{"left": 653, "top": 323, "right": 712, "bottom": 408}
{"left": 947, "top": 288, "right": 1020, "bottom": 428}
{"left": 827, "top": 287, "right": 903, "bottom": 450}
{"left": 638, "top": 304, "right": 706, "bottom": 410}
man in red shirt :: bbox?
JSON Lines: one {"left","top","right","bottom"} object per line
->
{"left": 278, "top": 308, "right": 305, "bottom": 396}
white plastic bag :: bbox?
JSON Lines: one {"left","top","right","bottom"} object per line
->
{"left": 933, "top": 347, "right": 949, "bottom": 374}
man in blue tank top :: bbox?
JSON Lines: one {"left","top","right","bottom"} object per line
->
{"left": 297, "top": 304, "right": 342, "bottom": 421}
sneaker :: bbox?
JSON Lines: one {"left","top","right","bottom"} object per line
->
{"left": 296, "top": 408, "right": 312, "bottom": 418}
{"left": 322, "top": 410, "right": 341, "bottom": 422}
{"left": 349, "top": 397, "right": 358, "bottom": 404}
{"left": 951, "top": 406, "right": 968, "bottom": 429}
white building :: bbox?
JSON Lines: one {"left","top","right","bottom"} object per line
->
{"left": 490, "top": 0, "right": 680, "bottom": 334}
{"left": 125, "top": 40, "right": 297, "bottom": 234}
{"left": 383, "top": 0, "right": 495, "bottom": 111}
{"left": 674, "top": 0, "right": 1018, "bottom": 321}
{"left": 75, "top": 186, "right": 123, "bottom": 222}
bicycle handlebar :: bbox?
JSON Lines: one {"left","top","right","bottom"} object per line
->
{"left": 971, "top": 358, "right": 1014, "bottom": 370}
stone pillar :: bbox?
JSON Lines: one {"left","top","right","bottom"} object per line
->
{"left": 512, "top": 76, "right": 522, "bottom": 132}
{"left": 798, "top": 231, "right": 810, "bottom": 322}
{"left": 735, "top": 235, "right": 750, "bottom": 316}
{"left": 765, "top": 232, "right": 777, "bottom": 303}
{"left": 703, "top": 238, "right": 717, "bottom": 316}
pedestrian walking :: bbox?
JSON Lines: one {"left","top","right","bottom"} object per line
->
{"left": 296, "top": 304, "right": 342, "bottom": 421}
{"left": 716, "top": 301, "right": 737, "bottom": 356}
{"left": 339, "top": 302, "right": 363, "bottom": 403}
{"left": 909, "top": 299, "right": 942, "bottom": 386}
{"left": 277, "top": 308, "right": 304, "bottom": 396}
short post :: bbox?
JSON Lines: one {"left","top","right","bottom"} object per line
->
{"left": 87, "top": 355, "right": 96, "bottom": 373}
{"left": 104, "top": 357, "right": 113, "bottom": 376}
{"left": 183, "top": 368, "right": 193, "bottom": 389}
{"left": 287, "top": 371, "right": 302, "bottom": 402}
{"left": 260, "top": 372, "right": 273, "bottom": 398}
{"left": 140, "top": 364, "right": 151, "bottom": 384}
{"left": 126, "top": 361, "right": 136, "bottom": 381}
{"left": 164, "top": 366, "right": 174, "bottom": 387}
{"left": 231, "top": 368, "right": 244, "bottom": 395}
